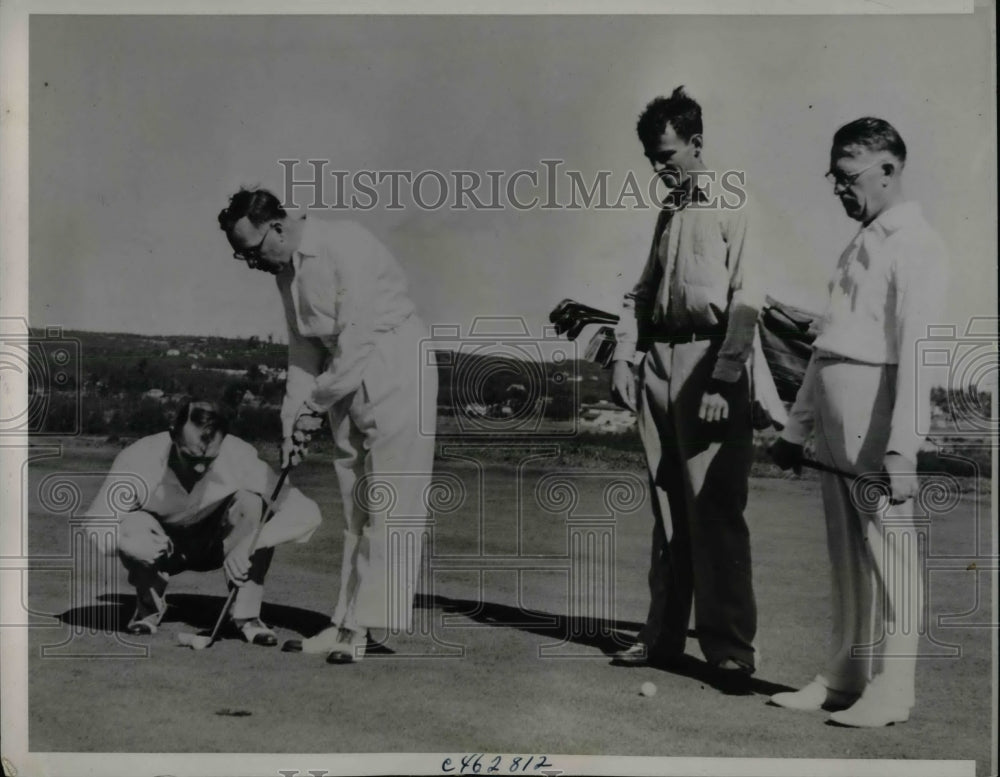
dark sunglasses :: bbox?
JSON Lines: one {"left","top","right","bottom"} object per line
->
{"left": 232, "top": 225, "right": 274, "bottom": 263}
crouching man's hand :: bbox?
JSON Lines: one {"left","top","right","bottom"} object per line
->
{"left": 223, "top": 536, "right": 252, "bottom": 586}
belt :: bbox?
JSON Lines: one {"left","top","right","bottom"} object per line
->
{"left": 814, "top": 349, "right": 892, "bottom": 366}
{"left": 641, "top": 331, "right": 726, "bottom": 346}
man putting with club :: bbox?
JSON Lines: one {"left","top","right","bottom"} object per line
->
{"left": 609, "top": 87, "right": 764, "bottom": 685}
{"left": 86, "top": 398, "right": 322, "bottom": 644}
{"left": 218, "top": 188, "right": 437, "bottom": 664}
{"left": 769, "top": 118, "right": 949, "bottom": 727}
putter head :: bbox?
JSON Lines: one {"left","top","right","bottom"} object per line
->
{"left": 177, "top": 631, "right": 213, "bottom": 650}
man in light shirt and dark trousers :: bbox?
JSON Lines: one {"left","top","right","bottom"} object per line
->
{"left": 610, "top": 87, "right": 764, "bottom": 686}
{"left": 770, "top": 118, "right": 949, "bottom": 727}
{"left": 218, "top": 189, "right": 437, "bottom": 664}
{"left": 88, "top": 398, "right": 322, "bottom": 644}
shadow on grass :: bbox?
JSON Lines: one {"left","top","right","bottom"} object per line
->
{"left": 60, "top": 592, "right": 644, "bottom": 654}
{"left": 58, "top": 593, "right": 791, "bottom": 695}
{"left": 621, "top": 652, "right": 796, "bottom": 698}
{"left": 414, "top": 592, "right": 644, "bottom": 654}
{"left": 57, "top": 593, "right": 336, "bottom": 643}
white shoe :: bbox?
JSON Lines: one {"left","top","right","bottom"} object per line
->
{"left": 827, "top": 677, "right": 911, "bottom": 727}
{"left": 233, "top": 617, "right": 278, "bottom": 647}
{"left": 770, "top": 677, "right": 859, "bottom": 711}
{"left": 297, "top": 626, "right": 344, "bottom": 655}
{"left": 828, "top": 699, "right": 911, "bottom": 727}
{"left": 326, "top": 628, "right": 367, "bottom": 664}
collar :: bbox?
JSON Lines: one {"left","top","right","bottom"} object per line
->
{"left": 863, "top": 201, "right": 922, "bottom": 239}
{"left": 290, "top": 215, "right": 320, "bottom": 273}
{"left": 294, "top": 215, "right": 320, "bottom": 256}
{"left": 660, "top": 177, "right": 711, "bottom": 212}
{"left": 166, "top": 441, "right": 216, "bottom": 493}
{"left": 660, "top": 186, "right": 708, "bottom": 213}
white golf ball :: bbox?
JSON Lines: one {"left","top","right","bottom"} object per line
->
{"left": 640, "top": 681, "right": 657, "bottom": 697}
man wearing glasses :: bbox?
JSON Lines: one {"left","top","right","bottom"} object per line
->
{"left": 770, "top": 118, "right": 949, "bottom": 727}
{"left": 218, "top": 189, "right": 437, "bottom": 664}
{"left": 85, "top": 398, "right": 322, "bottom": 642}
{"left": 609, "top": 87, "right": 764, "bottom": 685}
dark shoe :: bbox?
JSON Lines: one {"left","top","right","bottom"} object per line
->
{"left": 233, "top": 617, "right": 277, "bottom": 647}
{"left": 611, "top": 642, "right": 683, "bottom": 669}
{"left": 610, "top": 642, "right": 650, "bottom": 666}
{"left": 281, "top": 639, "right": 303, "bottom": 653}
{"left": 126, "top": 620, "right": 157, "bottom": 636}
{"left": 713, "top": 658, "right": 754, "bottom": 694}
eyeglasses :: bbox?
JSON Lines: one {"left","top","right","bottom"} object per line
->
{"left": 825, "top": 160, "right": 882, "bottom": 190}
{"left": 232, "top": 225, "right": 273, "bottom": 263}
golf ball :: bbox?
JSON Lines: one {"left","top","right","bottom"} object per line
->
{"left": 640, "top": 681, "right": 657, "bottom": 697}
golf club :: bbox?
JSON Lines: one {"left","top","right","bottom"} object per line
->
{"left": 177, "top": 464, "right": 291, "bottom": 651}
{"left": 799, "top": 457, "right": 897, "bottom": 504}
{"left": 799, "top": 457, "right": 855, "bottom": 479}
{"left": 549, "top": 298, "right": 620, "bottom": 340}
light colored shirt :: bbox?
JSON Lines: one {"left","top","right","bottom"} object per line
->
{"left": 782, "top": 201, "right": 949, "bottom": 460}
{"left": 613, "top": 191, "right": 764, "bottom": 382}
{"left": 83, "top": 432, "right": 317, "bottom": 533}
{"left": 278, "top": 217, "right": 416, "bottom": 436}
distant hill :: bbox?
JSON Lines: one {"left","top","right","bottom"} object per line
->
{"left": 23, "top": 329, "right": 991, "bottom": 481}
{"left": 26, "top": 328, "right": 612, "bottom": 438}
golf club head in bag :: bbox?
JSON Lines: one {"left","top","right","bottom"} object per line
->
{"left": 548, "top": 298, "right": 620, "bottom": 341}
{"left": 584, "top": 326, "right": 618, "bottom": 368}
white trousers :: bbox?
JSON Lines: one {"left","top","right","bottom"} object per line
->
{"left": 328, "top": 316, "right": 437, "bottom": 632}
{"left": 813, "top": 357, "right": 922, "bottom": 708}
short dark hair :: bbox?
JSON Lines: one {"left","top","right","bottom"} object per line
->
{"left": 217, "top": 188, "right": 287, "bottom": 234}
{"left": 636, "top": 86, "right": 703, "bottom": 148}
{"left": 832, "top": 117, "right": 907, "bottom": 165}
{"left": 171, "top": 397, "right": 230, "bottom": 440}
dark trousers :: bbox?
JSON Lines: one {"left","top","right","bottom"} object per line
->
{"left": 635, "top": 339, "right": 757, "bottom": 669}
{"left": 118, "top": 490, "right": 274, "bottom": 624}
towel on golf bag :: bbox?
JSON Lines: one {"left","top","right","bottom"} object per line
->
{"left": 758, "top": 296, "right": 821, "bottom": 404}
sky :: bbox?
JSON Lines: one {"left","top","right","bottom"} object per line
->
{"left": 26, "top": 11, "right": 997, "bottom": 345}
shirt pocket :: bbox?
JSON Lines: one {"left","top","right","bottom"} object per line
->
{"left": 679, "top": 217, "right": 728, "bottom": 288}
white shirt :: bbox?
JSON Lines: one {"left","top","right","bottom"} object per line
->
{"left": 83, "top": 432, "right": 314, "bottom": 530}
{"left": 277, "top": 218, "right": 416, "bottom": 436}
{"left": 783, "top": 201, "right": 949, "bottom": 460}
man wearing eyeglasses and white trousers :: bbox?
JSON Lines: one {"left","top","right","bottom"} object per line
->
{"left": 770, "top": 118, "right": 949, "bottom": 727}
{"left": 218, "top": 188, "right": 437, "bottom": 664}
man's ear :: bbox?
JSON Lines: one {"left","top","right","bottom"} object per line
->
{"left": 690, "top": 133, "right": 704, "bottom": 153}
{"left": 880, "top": 160, "right": 897, "bottom": 183}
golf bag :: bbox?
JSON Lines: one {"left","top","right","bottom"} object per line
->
{"left": 548, "top": 296, "right": 821, "bottom": 404}
{"left": 758, "top": 296, "right": 820, "bottom": 403}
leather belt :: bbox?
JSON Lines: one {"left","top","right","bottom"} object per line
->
{"left": 643, "top": 331, "right": 726, "bottom": 345}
